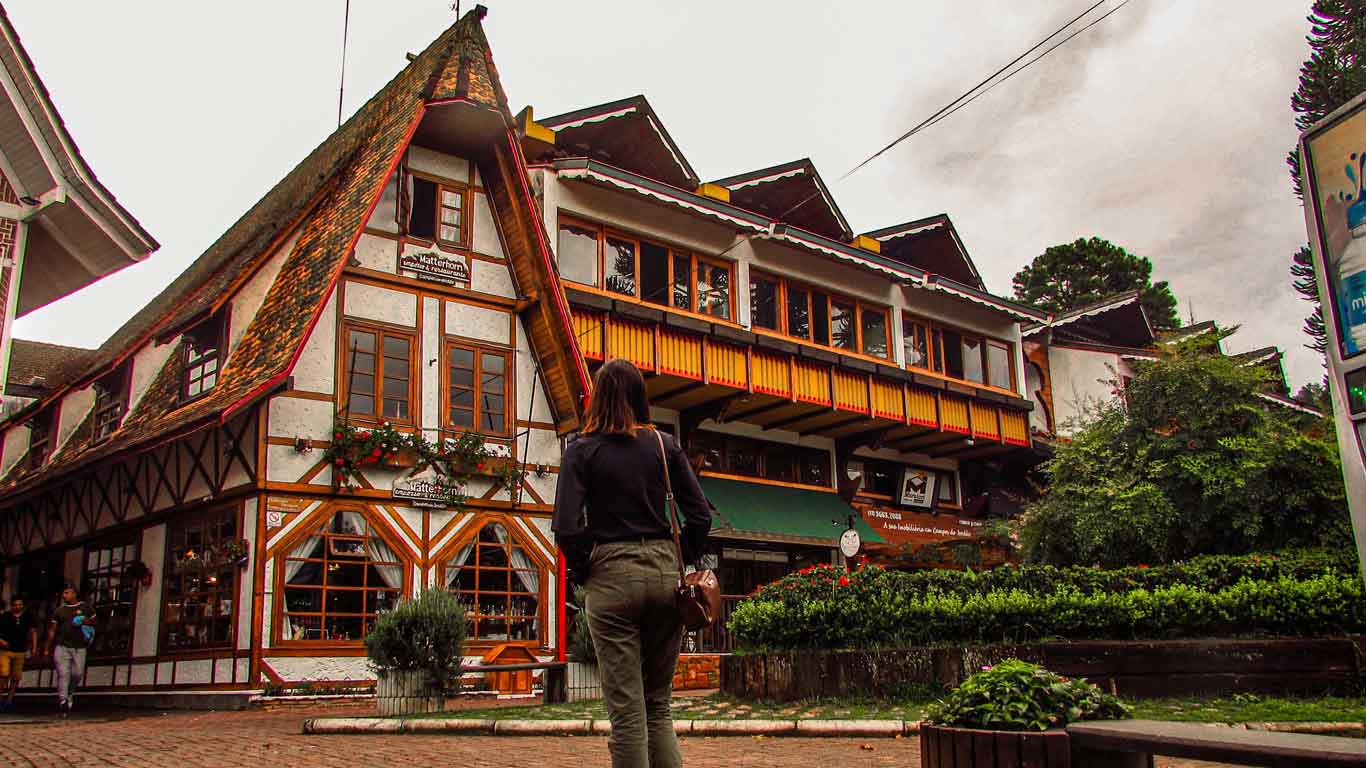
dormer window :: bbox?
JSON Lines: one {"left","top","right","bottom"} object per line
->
{"left": 405, "top": 173, "right": 467, "bottom": 247}
{"left": 93, "top": 366, "right": 129, "bottom": 442}
{"left": 182, "top": 314, "right": 225, "bottom": 401}
{"left": 26, "top": 409, "right": 53, "bottom": 470}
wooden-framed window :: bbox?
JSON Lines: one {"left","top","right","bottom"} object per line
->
{"left": 691, "top": 430, "right": 830, "bottom": 487}
{"left": 901, "top": 314, "right": 1016, "bottom": 393}
{"left": 92, "top": 366, "right": 129, "bottom": 443}
{"left": 446, "top": 342, "right": 511, "bottom": 436}
{"left": 26, "top": 409, "right": 52, "bottom": 470}
{"left": 278, "top": 509, "right": 406, "bottom": 644}
{"left": 404, "top": 172, "right": 469, "bottom": 248}
{"left": 341, "top": 323, "right": 417, "bottom": 423}
{"left": 181, "top": 313, "right": 225, "bottom": 402}
{"left": 853, "top": 459, "right": 959, "bottom": 509}
{"left": 556, "top": 216, "right": 734, "bottom": 319}
{"left": 161, "top": 505, "right": 238, "bottom": 652}
{"left": 441, "top": 520, "right": 545, "bottom": 643}
{"left": 746, "top": 272, "right": 890, "bottom": 359}
{"left": 81, "top": 532, "right": 139, "bottom": 658}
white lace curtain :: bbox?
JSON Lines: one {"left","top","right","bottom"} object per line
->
{"left": 443, "top": 542, "right": 475, "bottom": 589}
{"left": 492, "top": 523, "right": 540, "bottom": 594}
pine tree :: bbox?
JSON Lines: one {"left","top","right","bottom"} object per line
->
{"left": 1012, "top": 237, "right": 1180, "bottom": 330}
{"left": 1287, "top": 1, "right": 1366, "bottom": 355}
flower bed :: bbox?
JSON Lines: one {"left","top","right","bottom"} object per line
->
{"left": 727, "top": 552, "right": 1364, "bottom": 650}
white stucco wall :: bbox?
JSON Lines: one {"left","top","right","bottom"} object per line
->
{"left": 55, "top": 388, "right": 94, "bottom": 451}
{"left": 407, "top": 145, "right": 469, "bottom": 182}
{"left": 132, "top": 524, "right": 166, "bottom": 658}
{"left": 1048, "top": 346, "right": 1124, "bottom": 435}
{"left": 472, "top": 258, "right": 516, "bottom": 299}
{"left": 353, "top": 232, "right": 398, "bottom": 274}
{"left": 344, "top": 280, "right": 418, "bottom": 327}
{"left": 0, "top": 424, "right": 29, "bottom": 477}
{"left": 422, "top": 297, "right": 441, "bottom": 436}
{"left": 230, "top": 231, "right": 300, "bottom": 354}
{"left": 238, "top": 497, "right": 258, "bottom": 651}
{"left": 445, "top": 300, "right": 509, "bottom": 344}
{"left": 471, "top": 191, "right": 503, "bottom": 259}
{"left": 291, "top": 289, "right": 337, "bottom": 394}
{"left": 128, "top": 340, "right": 177, "bottom": 414}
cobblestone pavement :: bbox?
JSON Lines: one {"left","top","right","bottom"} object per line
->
{"left": 0, "top": 705, "right": 1236, "bottom": 767}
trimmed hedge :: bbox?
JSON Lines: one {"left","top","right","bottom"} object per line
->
{"left": 727, "top": 550, "right": 1366, "bottom": 651}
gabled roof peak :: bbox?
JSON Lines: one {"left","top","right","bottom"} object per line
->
{"left": 710, "top": 158, "right": 851, "bottom": 241}
{"left": 531, "top": 94, "right": 698, "bottom": 189}
{"left": 862, "top": 213, "right": 984, "bottom": 290}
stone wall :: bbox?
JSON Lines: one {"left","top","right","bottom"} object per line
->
{"left": 722, "top": 638, "right": 1366, "bottom": 702}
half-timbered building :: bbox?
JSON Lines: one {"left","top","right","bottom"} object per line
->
{"left": 0, "top": 5, "right": 1059, "bottom": 698}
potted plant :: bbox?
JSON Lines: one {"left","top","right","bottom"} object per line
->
{"left": 364, "top": 588, "right": 466, "bottom": 716}
{"left": 921, "top": 659, "right": 1130, "bottom": 768}
{"left": 123, "top": 559, "right": 153, "bottom": 587}
{"left": 222, "top": 538, "right": 250, "bottom": 567}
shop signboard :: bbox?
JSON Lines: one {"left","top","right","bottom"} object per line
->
{"left": 898, "top": 466, "right": 938, "bottom": 509}
{"left": 399, "top": 250, "right": 470, "bottom": 285}
{"left": 1300, "top": 93, "right": 1366, "bottom": 575}
{"left": 861, "top": 507, "right": 984, "bottom": 547}
{"left": 393, "top": 475, "right": 456, "bottom": 508}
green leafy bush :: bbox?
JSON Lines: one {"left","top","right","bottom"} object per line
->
{"left": 925, "top": 659, "right": 1130, "bottom": 731}
{"left": 728, "top": 559, "right": 1366, "bottom": 651}
{"left": 364, "top": 588, "right": 466, "bottom": 685}
{"left": 568, "top": 586, "right": 596, "bottom": 665}
{"left": 1021, "top": 350, "right": 1350, "bottom": 567}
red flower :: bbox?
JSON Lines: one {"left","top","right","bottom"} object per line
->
{"left": 1138, "top": 564, "right": 1149, "bottom": 569}
{"left": 371, "top": 449, "right": 381, "bottom": 457}
{"left": 334, "top": 459, "right": 344, "bottom": 466}
{"left": 838, "top": 575, "right": 850, "bottom": 587}
{"left": 477, "top": 462, "right": 486, "bottom": 471}
{"left": 358, "top": 431, "right": 371, "bottom": 440}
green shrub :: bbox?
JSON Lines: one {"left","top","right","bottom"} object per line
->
{"left": 568, "top": 586, "right": 596, "bottom": 665}
{"left": 925, "top": 659, "right": 1130, "bottom": 731}
{"left": 728, "top": 559, "right": 1366, "bottom": 651}
{"left": 364, "top": 588, "right": 466, "bottom": 685}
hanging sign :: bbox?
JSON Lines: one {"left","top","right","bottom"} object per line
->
{"left": 862, "top": 507, "right": 985, "bottom": 545}
{"left": 898, "top": 467, "right": 939, "bottom": 509}
{"left": 839, "top": 528, "right": 862, "bottom": 558}
{"left": 392, "top": 475, "right": 456, "bottom": 508}
{"left": 399, "top": 250, "right": 470, "bottom": 285}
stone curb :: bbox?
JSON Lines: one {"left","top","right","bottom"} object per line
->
{"left": 302, "top": 717, "right": 1366, "bottom": 739}
{"left": 302, "top": 717, "right": 920, "bottom": 737}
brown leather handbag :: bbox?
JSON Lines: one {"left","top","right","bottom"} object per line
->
{"left": 653, "top": 430, "right": 721, "bottom": 631}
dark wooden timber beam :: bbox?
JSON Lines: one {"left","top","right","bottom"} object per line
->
{"left": 726, "top": 399, "right": 790, "bottom": 423}
{"left": 763, "top": 407, "right": 828, "bottom": 431}
{"left": 929, "top": 438, "right": 982, "bottom": 458}
{"left": 679, "top": 392, "right": 746, "bottom": 444}
{"left": 799, "top": 415, "right": 867, "bottom": 437}
{"left": 889, "top": 431, "right": 964, "bottom": 452}
{"left": 651, "top": 380, "right": 707, "bottom": 406}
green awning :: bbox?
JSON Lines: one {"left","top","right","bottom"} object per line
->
{"left": 700, "top": 476, "right": 885, "bottom": 546}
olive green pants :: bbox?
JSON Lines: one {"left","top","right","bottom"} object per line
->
{"left": 585, "top": 539, "right": 684, "bottom": 768}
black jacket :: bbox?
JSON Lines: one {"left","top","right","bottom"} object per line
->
{"left": 552, "top": 428, "right": 711, "bottom": 584}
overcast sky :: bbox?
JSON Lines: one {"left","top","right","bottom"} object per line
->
{"left": 8, "top": 1, "right": 1320, "bottom": 387}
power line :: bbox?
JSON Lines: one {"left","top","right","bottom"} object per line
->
{"left": 837, "top": 0, "right": 1110, "bottom": 182}
{"left": 566, "top": 1, "right": 1136, "bottom": 348}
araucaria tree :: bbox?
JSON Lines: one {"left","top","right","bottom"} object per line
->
{"left": 1287, "top": 1, "right": 1366, "bottom": 354}
{"left": 1020, "top": 349, "right": 1350, "bottom": 567}
{"left": 1011, "top": 237, "right": 1180, "bottom": 330}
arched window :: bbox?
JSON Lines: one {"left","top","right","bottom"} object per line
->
{"left": 278, "top": 509, "right": 407, "bottom": 643}
{"left": 442, "top": 521, "right": 544, "bottom": 643}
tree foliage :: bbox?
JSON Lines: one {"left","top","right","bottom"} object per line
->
{"left": 1286, "top": 2, "right": 1366, "bottom": 356}
{"left": 1011, "top": 237, "right": 1180, "bottom": 330}
{"left": 1020, "top": 351, "right": 1350, "bottom": 567}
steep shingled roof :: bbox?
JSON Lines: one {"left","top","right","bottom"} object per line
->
{"left": 0, "top": 7, "right": 520, "bottom": 494}
{"left": 3, "top": 339, "right": 96, "bottom": 395}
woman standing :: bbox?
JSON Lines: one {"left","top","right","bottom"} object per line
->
{"left": 553, "top": 359, "right": 711, "bottom": 768}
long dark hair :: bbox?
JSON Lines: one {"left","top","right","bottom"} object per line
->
{"left": 582, "top": 359, "right": 651, "bottom": 435}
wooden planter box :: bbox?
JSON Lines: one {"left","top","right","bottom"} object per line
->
{"left": 921, "top": 724, "right": 1070, "bottom": 768}
{"left": 376, "top": 670, "right": 444, "bottom": 717}
{"left": 382, "top": 448, "right": 421, "bottom": 470}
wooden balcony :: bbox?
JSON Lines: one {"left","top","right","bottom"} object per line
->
{"left": 568, "top": 296, "right": 1031, "bottom": 459}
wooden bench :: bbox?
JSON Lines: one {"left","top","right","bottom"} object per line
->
{"left": 1066, "top": 720, "right": 1366, "bottom": 767}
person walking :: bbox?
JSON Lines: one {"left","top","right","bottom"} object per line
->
{"left": 0, "top": 596, "right": 37, "bottom": 712}
{"left": 553, "top": 359, "right": 711, "bottom": 768}
{"left": 46, "top": 585, "right": 93, "bottom": 715}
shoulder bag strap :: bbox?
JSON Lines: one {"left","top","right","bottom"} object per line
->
{"left": 653, "top": 429, "right": 688, "bottom": 584}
